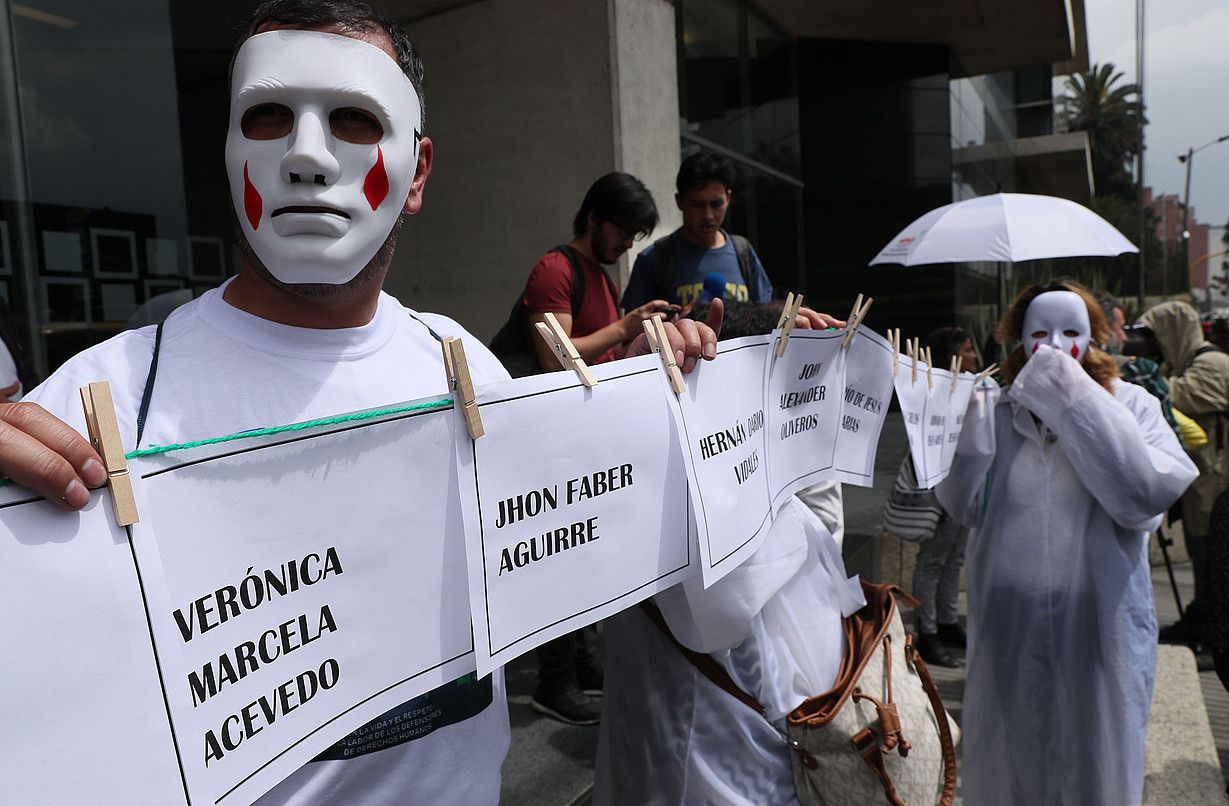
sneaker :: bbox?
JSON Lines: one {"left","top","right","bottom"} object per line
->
{"left": 936, "top": 621, "right": 967, "bottom": 648}
{"left": 916, "top": 632, "right": 959, "bottom": 668}
{"left": 530, "top": 687, "right": 602, "bottom": 725}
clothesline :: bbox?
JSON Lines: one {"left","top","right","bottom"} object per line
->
{"left": 125, "top": 396, "right": 455, "bottom": 459}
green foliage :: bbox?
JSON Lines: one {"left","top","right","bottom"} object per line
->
{"left": 1212, "top": 215, "right": 1229, "bottom": 297}
{"left": 1060, "top": 64, "right": 1144, "bottom": 203}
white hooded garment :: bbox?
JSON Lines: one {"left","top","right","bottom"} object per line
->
{"left": 594, "top": 497, "right": 863, "bottom": 805}
{"left": 936, "top": 347, "right": 1196, "bottom": 805}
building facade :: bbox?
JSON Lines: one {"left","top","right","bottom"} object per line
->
{"left": 0, "top": 0, "right": 1090, "bottom": 384}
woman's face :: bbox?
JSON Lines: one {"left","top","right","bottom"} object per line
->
{"left": 958, "top": 339, "right": 977, "bottom": 373}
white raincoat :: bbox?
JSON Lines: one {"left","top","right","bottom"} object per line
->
{"left": 937, "top": 346, "right": 1196, "bottom": 805}
{"left": 594, "top": 497, "right": 863, "bottom": 805}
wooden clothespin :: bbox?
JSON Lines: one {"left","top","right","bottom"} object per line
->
{"left": 908, "top": 337, "right": 919, "bottom": 385}
{"left": 643, "top": 315, "right": 686, "bottom": 394}
{"left": 775, "top": 292, "right": 805, "bottom": 358}
{"left": 79, "top": 381, "right": 138, "bottom": 527}
{"left": 889, "top": 328, "right": 900, "bottom": 376}
{"left": 441, "top": 337, "right": 485, "bottom": 439}
{"left": 975, "top": 363, "right": 999, "bottom": 385}
{"left": 535, "top": 313, "right": 596, "bottom": 387}
{"left": 949, "top": 356, "right": 961, "bottom": 391}
{"left": 923, "top": 347, "right": 934, "bottom": 390}
{"left": 842, "top": 294, "right": 874, "bottom": 348}
{"left": 775, "top": 291, "right": 796, "bottom": 329}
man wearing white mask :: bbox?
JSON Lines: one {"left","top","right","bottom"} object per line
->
{"left": 937, "top": 281, "right": 1195, "bottom": 805}
{"left": 0, "top": 2, "right": 719, "bottom": 803}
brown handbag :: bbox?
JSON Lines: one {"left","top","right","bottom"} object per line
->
{"left": 642, "top": 581, "right": 958, "bottom": 806}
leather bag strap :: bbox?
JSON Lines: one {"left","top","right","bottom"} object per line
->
{"left": 644, "top": 595, "right": 956, "bottom": 806}
{"left": 852, "top": 728, "right": 906, "bottom": 806}
{"left": 905, "top": 636, "right": 958, "bottom": 806}
{"left": 638, "top": 601, "right": 766, "bottom": 715}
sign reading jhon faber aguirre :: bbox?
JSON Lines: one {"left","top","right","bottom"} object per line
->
{"left": 1, "top": 399, "right": 480, "bottom": 806}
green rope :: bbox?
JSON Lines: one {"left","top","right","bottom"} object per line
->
{"left": 125, "top": 397, "right": 454, "bottom": 460}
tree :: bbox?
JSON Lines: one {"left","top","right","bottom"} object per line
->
{"left": 1060, "top": 64, "right": 1144, "bottom": 201}
{"left": 1211, "top": 217, "right": 1229, "bottom": 300}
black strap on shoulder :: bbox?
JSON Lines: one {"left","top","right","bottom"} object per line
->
{"left": 407, "top": 311, "right": 444, "bottom": 342}
{"left": 554, "top": 244, "right": 619, "bottom": 314}
{"left": 651, "top": 234, "right": 676, "bottom": 303}
{"left": 552, "top": 244, "right": 585, "bottom": 318}
{"left": 651, "top": 231, "right": 756, "bottom": 303}
{"left": 729, "top": 233, "right": 756, "bottom": 294}
{"left": 135, "top": 320, "right": 165, "bottom": 448}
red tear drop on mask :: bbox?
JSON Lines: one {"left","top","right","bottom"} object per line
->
{"left": 1031, "top": 344, "right": 1039, "bottom": 354}
{"left": 243, "top": 162, "right": 262, "bottom": 230}
{"left": 1071, "top": 344, "right": 1079, "bottom": 358}
{"left": 363, "top": 147, "right": 390, "bottom": 210}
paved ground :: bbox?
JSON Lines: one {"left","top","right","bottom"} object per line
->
{"left": 1152, "top": 557, "right": 1229, "bottom": 802}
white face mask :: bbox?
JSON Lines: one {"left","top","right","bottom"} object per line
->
{"left": 1022, "top": 290, "right": 1091, "bottom": 362}
{"left": 225, "top": 30, "right": 422, "bottom": 285}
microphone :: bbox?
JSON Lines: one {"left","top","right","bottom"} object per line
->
{"left": 701, "top": 272, "right": 727, "bottom": 303}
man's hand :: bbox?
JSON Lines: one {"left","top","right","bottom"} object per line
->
{"left": 620, "top": 299, "right": 681, "bottom": 341}
{"left": 0, "top": 402, "right": 106, "bottom": 510}
{"left": 626, "top": 298, "right": 724, "bottom": 373}
{"left": 795, "top": 307, "right": 845, "bottom": 330}
{"left": 0, "top": 381, "right": 20, "bottom": 403}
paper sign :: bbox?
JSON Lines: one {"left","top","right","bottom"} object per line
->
{"left": 834, "top": 328, "right": 895, "bottom": 486}
{"left": 0, "top": 490, "right": 187, "bottom": 804}
{"left": 663, "top": 335, "right": 774, "bottom": 586}
{"left": 458, "top": 355, "right": 695, "bottom": 676}
{"left": 765, "top": 329, "right": 845, "bottom": 507}
{"left": 941, "top": 374, "right": 977, "bottom": 475}
{"left": 129, "top": 402, "right": 479, "bottom": 806}
{"left": 918, "top": 366, "right": 953, "bottom": 488}
{"left": 894, "top": 354, "right": 932, "bottom": 486}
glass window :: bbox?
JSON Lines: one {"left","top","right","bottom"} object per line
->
{"left": 0, "top": 0, "right": 242, "bottom": 378}
{"left": 678, "top": 0, "right": 803, "bottom": 293}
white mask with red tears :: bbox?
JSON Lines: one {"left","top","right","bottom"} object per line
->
{"left": 1022, "top": 290, "right": 1091, "bottom": 362}
{"left": 225, "top": 30, "right": 422, "bottom": 285}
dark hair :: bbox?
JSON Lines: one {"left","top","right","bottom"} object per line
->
{"left": 676, "top": 151, "right": 734, "bottom": 195}
{"left": 925, "top": 326, "right": 969, "bottom": 368}
{"left": 687, "top": 299, "right": 784, "bottom": 339}
{"left": 1095, "top": 291, "right": 1124, "bottom": 325}
{"left": 998, "top": 279, "right": 1119, "bottom": 391}
{"left": 571, "top": 172, "right": 658, "bottom": 239}
{"left": 236, "top": 1, "right": 426, "bottom": 127}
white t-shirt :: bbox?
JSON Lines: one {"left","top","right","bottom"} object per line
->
{"left": 25, "top": 280, "right": 511, "bottom": 805}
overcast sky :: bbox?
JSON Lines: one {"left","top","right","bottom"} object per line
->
{"left": 1080, "top": 0, "right": 1229, "bottom": 228}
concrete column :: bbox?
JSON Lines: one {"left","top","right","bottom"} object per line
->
{"left": 387, "top": 0, "right": 679, "bottom": 340}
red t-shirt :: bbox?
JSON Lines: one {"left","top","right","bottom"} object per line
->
{"left": 523, "top": 249, "right": 620, "bottom": 365}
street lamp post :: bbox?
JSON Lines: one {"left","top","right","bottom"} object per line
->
{"left": 1179, "top": 134, "right": 1229, "bottom": 299}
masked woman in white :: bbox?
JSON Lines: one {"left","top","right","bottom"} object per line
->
{"left": 937, "top": 281, "right": 1196, "bottom": 805}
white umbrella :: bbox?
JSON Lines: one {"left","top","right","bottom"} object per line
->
{"left": 868, "top": 192, "right": 1138, "bottom": 266}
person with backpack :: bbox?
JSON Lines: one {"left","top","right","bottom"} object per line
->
{"left": 511, "top": 171, "right": 679, "bottom": 725}
{"left": 622, "top": 151, "right": 772, "bottom": 312}
{"left": 1139, "top": 300, "right": 1229, "bottom": 648}
{"left": 499, "top": 172, "right": 679, "bottom": 380}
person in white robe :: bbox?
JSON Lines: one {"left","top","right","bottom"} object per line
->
{"left": 937, "top": 282, "right": 1196, "bottom": 805}
{"left": 594, "top": 496, "right": 863, "bottom": 805}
